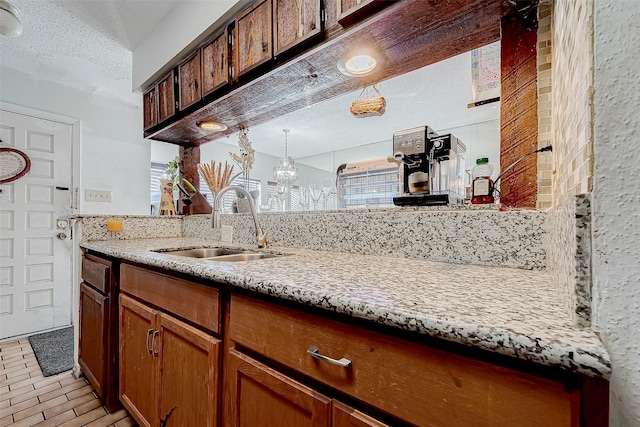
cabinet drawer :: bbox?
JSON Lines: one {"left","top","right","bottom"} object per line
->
{"left": 229, "top": 294, "right": 575, "bottom": 427}
{"left": 82, "top": 255, "right": 111, "bottom": 294}
{"left": 120, "top": 264, "right": 220, "bottom": 334}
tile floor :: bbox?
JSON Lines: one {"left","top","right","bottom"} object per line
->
{"left": 0, "top": 338, "right": 136, "bottom": 427}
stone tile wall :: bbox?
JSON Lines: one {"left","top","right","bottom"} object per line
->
{"left": 541, "top": 0, "right": 595, "bottom": 326}
{"left": 551, "top": 0, "right": 594, "bottom": 205}
{"left": 537, "top": 2, "right": 554, "bottom": 209}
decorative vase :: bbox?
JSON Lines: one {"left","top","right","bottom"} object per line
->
{"left": 159, "top": 179, "right": 176, "bottom": 215}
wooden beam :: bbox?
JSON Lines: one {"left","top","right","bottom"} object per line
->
{"left": 499, "top": 10, "right": 538, "bottom": 208}
{"left": 179, "top": 146, "right": 200, "bottom": 214}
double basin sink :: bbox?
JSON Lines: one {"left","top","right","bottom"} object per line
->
{"left": 154, "top": 247, "right": 281, "bottom": 262}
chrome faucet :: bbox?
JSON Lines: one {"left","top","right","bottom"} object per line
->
{"left": 212, "top": 185, "right": 268, "bottom": 248}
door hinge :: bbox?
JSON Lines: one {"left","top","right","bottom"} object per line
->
{"left": 228, "top": 32, "right": 234, "bottom": 46}
{"left": 229, "top": 66, "right": 234, "bottom": 79}
{"left": 321, "top": 9, "right": 326, "bottom": 24}
{"left": 73, "top": 187, "right": 79, "bottom": 209}
{"left": 175, "top": 101, "right": 179, "bottom": 110}
{"left": 174, "top": 74, "right": 178, "bottom": 84}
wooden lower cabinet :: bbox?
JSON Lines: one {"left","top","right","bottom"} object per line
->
{"left": 224, "top": 347, "right": 391, "bottom": 427}
{"left": 227, "top": 293, "right": 607, "bottom": 427}
{"left": 119, "top": 295, "right": 158, "bottom": 427}
{"left": 79, "top": 283, "right": 108, "bottom": 398}
{"left": 79, "top": 254, "right": 120, "bottom": 412}
{"left": 119, "top": 294, "right": 221, "bottom": 427}
{"left": 115, "top": 264, "right": 607, "bottom": 427}
{"left": 224, "top": 348, "right": 332, "bottom": 426}
{"left": 332, "top": 401, "right": 390, "bottom": 427}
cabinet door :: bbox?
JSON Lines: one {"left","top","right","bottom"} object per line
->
{"left": 143, "top": 87, "right": 158, "bottom": 130}
{"left": 235, "top": 0, "right": 273, "bottom": 77}
{"left": 158, "top": 71, "right": 176, "bottom": 123}
{"left": 224, "top": 348, "right": 331, "bottom": 427}
{"left": 179, "top": 51, "right": 202, "bottom": 110}
{"left": 158, "top": 313, "right": 220, "bottom": 427}
{"left": 337, "top": 0, "right": 384, "bottom": 25}
{"left": 79, "top": 283, "right": 108, "bottom": 398}
{"left": 273, "top": 0, "right": 322, "bottom": 56}
{"left": 333, "top": 401, "right": 390, "bottom": 427}
{"left": 202, "top": 30, "right": 230, "bottom": 96}
{"left": 119, "top": 294, "right": 159, "bottom": 427}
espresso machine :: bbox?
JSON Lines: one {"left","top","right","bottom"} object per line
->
{"left": 391, "top": 126, "right": 466, "bottom": 206}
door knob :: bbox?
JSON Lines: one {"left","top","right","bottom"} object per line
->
{"left": 56, "top": 232, "right": 67, "bottom": 240}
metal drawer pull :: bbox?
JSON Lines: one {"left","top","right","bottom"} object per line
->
{"left": 307, "top": 347, "right": 352, "bottom": 368}
{"left": 152, "top": 330, "right": 160, "bottom": 356}
{"left": 146, "top": 328, "right": 154, "bottom": 354}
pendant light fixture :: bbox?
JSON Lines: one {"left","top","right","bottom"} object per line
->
{"left": 273, "top": 129, "right": 298, "bottom": 187}
{"left": 0, "top": 0, "right": 23, "bottom": 37}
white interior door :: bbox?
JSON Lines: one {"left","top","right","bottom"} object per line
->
{"left": 0, "top": 110, "right": 73, "bottom": 339}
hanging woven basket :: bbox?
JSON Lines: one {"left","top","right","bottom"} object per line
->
{"left": 350, "top": 85, "right": 386, "bottom": 118}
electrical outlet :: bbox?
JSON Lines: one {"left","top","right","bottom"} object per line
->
{"left": 85, "top": 189, "right": 112, "bottom": 202}
{"left": 221, "top": 225, "right": 233, "bottom": 242}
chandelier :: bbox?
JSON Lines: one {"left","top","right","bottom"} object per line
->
{"left": 273, "top": 129, "right": 298, "bottom": 187}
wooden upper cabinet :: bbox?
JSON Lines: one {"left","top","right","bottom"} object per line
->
{"left": 202, "top": 29, "right": 230, "bottom": 96}
{"left": 179, "top": 51, "right": 202, "bottom": 110}
{"left": 273, "top": 0, "right": 322, "bottom": 57}
{"left": 235, "top": 0, "right": 273, "bottom": 77}
{"left": 337, "top": 0, "right": 385, "bottom": 25}
{"left": 157, "top": 71, "right": 176, "bottom": 123}
{"left": 142, "top": 87, "right": 157, "bottom": 130}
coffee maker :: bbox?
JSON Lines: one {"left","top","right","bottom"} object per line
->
{"left": 391, "top": 126, "right": 466, "bottom": 206}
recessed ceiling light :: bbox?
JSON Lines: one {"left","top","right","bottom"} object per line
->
{"left": 337, "top": 48, "right": 383, "bottom": 77}
{"left": 198, "top": 121, "right": 228, "bottom": 132}
{"left": 0, "top": 0, "right": 23, "bottom": 37}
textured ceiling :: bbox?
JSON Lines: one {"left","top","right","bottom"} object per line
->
{"left": 0, "top": 0, "right": 178, "bottom": 107}
{"left": 0, "top": 0, "right": 499, "bottom": 159}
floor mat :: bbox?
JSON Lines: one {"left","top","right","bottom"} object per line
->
{"left": 28, "top": 326, "right": 74, "bottom": 377}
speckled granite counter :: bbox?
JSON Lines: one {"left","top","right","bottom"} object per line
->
{"left": 80, "top": 237, "right": 611, "bottom": 379}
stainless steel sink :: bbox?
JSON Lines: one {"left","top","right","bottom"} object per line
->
{"left": 155, "top": 248, "right": 244, "bottom": 258}
{"left": 153, "top": 247, "right": 284, "bottom": 262}
{"left": 209, "top": 252, "right": 278, "bottom": 262}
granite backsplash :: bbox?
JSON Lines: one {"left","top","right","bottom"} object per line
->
{"left": 546, "top": 194, "right": 593, "bottom": 327}
{"left": 182, "top": 208, "right": 548, "bottom": 270}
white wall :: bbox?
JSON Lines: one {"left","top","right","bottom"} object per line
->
{"left": 132, "top": 0, "right": 248, "bottom": 91}
{"left": 592, "top": 1, "right": 640, "bottom": 425}
{"left": 0, "top": 67, "right": 150, "bottom": 215}
{"left": 151, "top": 140, "right": 179, "bottom": 164}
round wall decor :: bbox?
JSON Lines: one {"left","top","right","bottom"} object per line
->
{"left": 0, "top": 147, "right": 31, "bottom": 184}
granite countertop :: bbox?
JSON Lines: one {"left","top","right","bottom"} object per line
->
{"left": 81, "top": 237, "right": 611, "bottom": 379}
